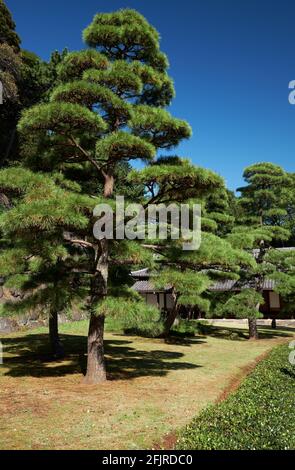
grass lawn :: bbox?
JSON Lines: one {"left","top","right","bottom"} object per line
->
{"left": 0, "top": 320, "right": 294, "bottom": 450}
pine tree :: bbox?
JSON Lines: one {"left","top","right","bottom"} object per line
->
{"left": 217, "top": 244, "right": 295, "bottom": 336}
{"left": 202, "top": 187, "right": 235, "bottom": 237}
{"left": 221, "top": 163, "right": 295, "bottom": 337}
{"left": 0, "top": 0, "right": 68, "bottom": 165}
{"left": 6, "top": 9, "right": 230, "bottom": 384}
{"left": 0, "top": 168, "right": 94, "bottom": 356}
{"left": 129, "top": 157, "right": 255, "bottom": 337}
{"left": 237, "top": 162, "right": 293, "bottom": 240}
{"left": 283, "top": 172, "right": 295, "bottom": 245}
{"left": 0, "top": 1, "right": 70, "bottom": 353}
{"left": 0, "top": 0, "right": 20, "bottom": 51}
{"left": 0, "top": 0, "right": 22, "bottom": 165}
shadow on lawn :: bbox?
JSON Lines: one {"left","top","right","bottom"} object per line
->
{"left": 197, "top": 324, "right": 294, "bottom": 341}
{"left": 1, "top": 333, "right": 202, "bottom": 380}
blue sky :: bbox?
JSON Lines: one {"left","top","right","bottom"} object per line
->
{"left": 6, "top": 0, "right": 295, "bottom": 191}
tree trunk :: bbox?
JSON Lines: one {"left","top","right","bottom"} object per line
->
{"left": 83, "top": 313, "right": 106, "bottom": 384}
{"left": 248, "top": 317, "right": 259, "bottom": 340}
{"left": 84, "top": 172, "right": 113, "bottom": 384}
{"left": 104, "top": 173, "right": 114, "bottom": 198}
{"left": 161, "top": 292, "right": 179, "bottom": 338}
{"left": 84, "top": 238, "right": 108, "bottom": 384}
{"left": 163, "top": 308, "right": 178, "bottom": 337}
{"left": 4, "top": 127, "right": 16, "bottom": 163}
{"left": 49, "top": 310, "right": 65, "bottom": 358}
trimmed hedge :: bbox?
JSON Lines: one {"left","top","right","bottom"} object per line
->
{"left": 177, "top": 344, "right": 295, "bottom": 450}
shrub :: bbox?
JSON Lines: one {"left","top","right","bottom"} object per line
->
{"left": 172, "top": 319, "right": 211, "bottom": 337}
{"left": 177, "top": 344, "right": 295, "bottom": 450}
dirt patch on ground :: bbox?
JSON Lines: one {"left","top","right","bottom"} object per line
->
{"left": 216, "top": 336, "right": 291, "bottom": 403}
{"left": 153, "top": 431, "right": 178, "bottom": 450}
{"left": 215, "top": 350, "right": 270, "bottom": 403}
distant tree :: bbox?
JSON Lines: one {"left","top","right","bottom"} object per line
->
{"left": 265, "top": 248, "right": 295, "bottom": 320}
{"left": 283, "top": 172, "right": 295, "bottom": 245}
{"left": 203, "top": 187, "right": 235, "bottom": 237}
{"left": 0, "top": 0, "right": 68, "bottom": 165}
{"left": 218, "top": 289, "right": 264, "bottom": 340}
{"left": 215, "top": 226, "right": 295, "bottom": 338}
{"left": 128, "top": 157, "right": 254, "bottom": 337}
{"left": 220, "top": 163, "right": 294, "bottom": 337}
{"left": 0, "top": 0, "right": 21, "bottom": 165}
{"left": 149, "top": 235, "right": 254, "bottom": 338}
{"left": 0, "top": 43, "right": 21, "bottom": 102}
{"left": 237, "top": 162, "right": 293, "bottom": 242}
{"left": 0, "top": 0, "right": 20, "bottom": 51}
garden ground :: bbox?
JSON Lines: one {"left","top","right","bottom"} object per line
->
{"left": 0, "top": 320, "right": 294, "bottom": 450}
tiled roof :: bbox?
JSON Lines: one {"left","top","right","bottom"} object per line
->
{"left": 209, "top": 280, "right": 237, "bottom": 291}
{"left": 131, "top": 248, "right": 294, "bottom": 293}
{"left": 133, "top": 278, "right": 277, "bottom": 293}
{"left": 130, "top": 268, "right": 150, "bottom": 278}
{"left": 132, "top": 280, "right": 172, "bottom": 293}
{"left": 210, "top": 279, "right": 276, "bottom": 291}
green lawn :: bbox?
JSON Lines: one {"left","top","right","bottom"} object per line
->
{"left": 0, "top": 320, "right": 294, "bottom": 450}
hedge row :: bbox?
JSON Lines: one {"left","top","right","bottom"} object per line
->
{"left": 177, "top": 343, "right": 295, "bottom": 450}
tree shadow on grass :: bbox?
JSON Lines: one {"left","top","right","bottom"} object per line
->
{"left": 164, "top": 333, "right": 207, "bottom": 347}
{"left": 121, "top": 329, "right": 207, "bottom": 347}
{"left": 197, "top": 324, "right": 294, "bottom": 341}
{"left": 1, "top": 333, "right": 201, "bottom": 380}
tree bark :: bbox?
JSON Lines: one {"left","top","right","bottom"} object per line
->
{"left": 83, "top": 238, "right": 108, "bottom": 384}
{"left": 4, "top": 127, "right": 16, "bottom": 164}
{"left": 49, "top": 310, "right": 65, "bottom": 358}
{"left": 248, "top": 317, "right": 259, "bottom": 340}
{"left": 161, "top": 292, "right": 179, "bottom": 338}
{"left": 83, "top": 171, "right": 113, "bottom": 384}
{"left": 83, "top": 313, "right": 106, "bottom": 384}
{"left": 104, "top": 173, "right": 114, "bottom": 198}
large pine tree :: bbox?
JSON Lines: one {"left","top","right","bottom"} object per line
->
{"left": 0, "top": 9, "right": 228, "bottom": 384}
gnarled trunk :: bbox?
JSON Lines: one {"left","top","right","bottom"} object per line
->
{"left": 49, "top": 310, "right": 65, "bottom": 358}
{"left": 248, "top": 317, "right": 258, "bottom": 340}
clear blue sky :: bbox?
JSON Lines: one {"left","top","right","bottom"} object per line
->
{"left": 6, "top": 0, "right": 295, "bottom": 190}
